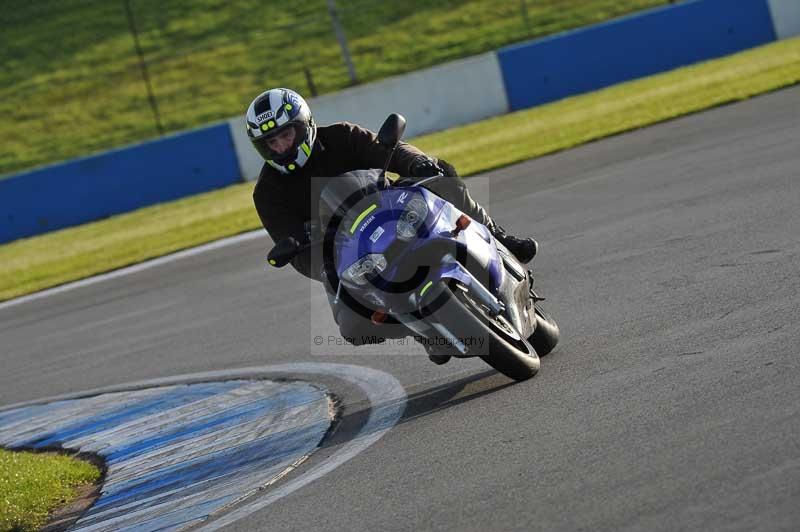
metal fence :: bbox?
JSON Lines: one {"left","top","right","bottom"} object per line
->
{"left": 0, "top": 0, "right": 671, "bottom": 176}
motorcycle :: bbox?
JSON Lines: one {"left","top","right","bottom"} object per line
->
{"left": 268, "top": 114, "right": 559, "bottom": 381}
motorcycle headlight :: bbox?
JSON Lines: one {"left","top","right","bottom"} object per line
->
{"left": 341, "top": 253, "right": 387, "bottom": 286}
{"left": 396, "top": 196, "right": 428, "bottom": 241}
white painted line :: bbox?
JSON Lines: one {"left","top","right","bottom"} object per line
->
{"left": 198, "top": 363, "right": 407, "bottom": 531}
{"left": 0, "top": 230, "right": 265, "bottom": 311}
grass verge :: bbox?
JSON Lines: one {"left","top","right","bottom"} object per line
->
{"left": 1, "top": 36, "right": 799, "bottom": 302}
{"left": 0, "top": 449, "right": 101, "bottom": 532}
{"left": 0, "top": 0, "right": 667, "bottom": 176}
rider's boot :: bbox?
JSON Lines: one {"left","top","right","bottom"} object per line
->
{"left": 415, "top": 336, "right": 452, "bottom": 365}
{"left": 415, "top": 170, "right": 539, "bottom": 264}
{"left": 428, "top": 353, "right": 452, "bottom": 365}
{"left": 489, "top": 224, "right": 538, "bottom": 264}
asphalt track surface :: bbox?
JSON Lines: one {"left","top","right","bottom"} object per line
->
{"left": 2, "top": 86, "right": 799, "bottom": 531}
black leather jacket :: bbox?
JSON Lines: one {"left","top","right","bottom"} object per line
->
{"left": 253, "top": 121, "right": 490, "bottom": 280}
{"left": 253, "top": 122, "right": 428, "bottom": 277}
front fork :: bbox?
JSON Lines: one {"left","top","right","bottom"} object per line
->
{"left": 433, "top": 257, "right": 505, "bottom": 316}
{"left": 403, "top": 257, "right": 505, "bottom": 355}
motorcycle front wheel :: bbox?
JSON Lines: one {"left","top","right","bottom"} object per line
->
{"left": 429, "top": 282, "right": 540, "bottom": 381}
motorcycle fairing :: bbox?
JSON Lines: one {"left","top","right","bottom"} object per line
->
{"left": 332, "top": 184, "right": 505, "bottom": 308}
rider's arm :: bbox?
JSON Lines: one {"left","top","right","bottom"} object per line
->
{"left": 253, "top": 185, "right": 298, "bottom": 243}
{"left": 335, "top": 122, "right": 428, "bottom": 176}
{"left": 253, "top": 179, "right": 316, "bottom": 279}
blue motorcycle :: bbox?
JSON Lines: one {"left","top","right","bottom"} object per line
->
{"left": 269, "top": 114, "right": 559, "bottom": 381}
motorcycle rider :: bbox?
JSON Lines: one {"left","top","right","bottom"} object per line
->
{"left": 248, "top": 87, "right": 537, "bottom": 351}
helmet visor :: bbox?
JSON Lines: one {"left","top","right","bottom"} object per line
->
{"left": 252, "top": 122, "right": 306, "bottom": 164}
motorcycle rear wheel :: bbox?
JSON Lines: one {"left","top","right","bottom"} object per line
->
{"left": 528, "top": 305, "right": 560, "bottom": 357}
{"left": 431, "top": 282, "right": 540, "bottom": 381}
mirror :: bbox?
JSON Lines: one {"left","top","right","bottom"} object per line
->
{"left": 377, "top": 113, "right": 407, "bottom": 147}
{"left": 267, "top": 237, "right": 300, "bottom": 268}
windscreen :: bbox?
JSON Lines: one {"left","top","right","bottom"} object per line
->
{"left": 318, "top": 170, "right": 383, "bottom": 233}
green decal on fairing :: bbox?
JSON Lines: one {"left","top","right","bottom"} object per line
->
{"left": 420, "top": 280, "right": 433, "bottom": 297}
{"left": 350, "top": 204, "right": 378, "bottom": 234}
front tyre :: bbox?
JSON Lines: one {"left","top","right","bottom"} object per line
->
{"left": 429, "top": 282, "right": 540, "bottom": 381}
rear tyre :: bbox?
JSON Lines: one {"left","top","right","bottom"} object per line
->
{"left": 528, "top": 305, "right": 559, "bottom": 357}
{"left": 429, "top": 282, "right": 540, "bottom": 381}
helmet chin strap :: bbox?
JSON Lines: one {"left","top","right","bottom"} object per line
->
{"left": 267, "top": 140, "right": 312, "bottom": 174}
{"left": 266, "top": 160, "right": 290, "bottom": 174}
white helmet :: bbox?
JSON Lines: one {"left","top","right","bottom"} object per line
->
{"left": 245, "top": 88, "right": 317, "bottom": 173}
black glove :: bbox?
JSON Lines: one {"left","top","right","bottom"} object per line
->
{"left": 409, "top": 157, "right": 443, "bottom": 178}
{"left": 409, "top": 157, "right": 458, "bottom": 178}
{"left": 267, "top": 237, "right": 299, "bottom": 268}
{"left": 436, "top": 158, "right": 458, "bottom": 177}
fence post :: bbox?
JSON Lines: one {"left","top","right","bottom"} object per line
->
{"left": 123, "top": 0, "right": 164, "bottom": 135}
{"left": 304, "top": 67, "right": 319, "bottom": 97}
{"left": 520, "top": 0, "right": 532, "bottom": 34}
{"left": 326, "top": 0, "right": 358, "bottom": 85}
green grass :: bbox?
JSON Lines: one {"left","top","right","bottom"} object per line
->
{"left": 0, "top": 449, "right": 100, "bottom": 532}
{"left": 1, "top": 36, "right": 799, "bottom": 302}
{"left": 0, "top": 0, "right": 669, "bottom": 176}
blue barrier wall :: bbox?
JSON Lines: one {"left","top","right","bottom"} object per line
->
{"left": 0, "top": 123, "right": 240, "bottom": 244}
{"left": 498, "top": 0, "right": 777, "bottom": 111}
{"left": 3, "top": 0, "right": 792, "bottom": 245}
